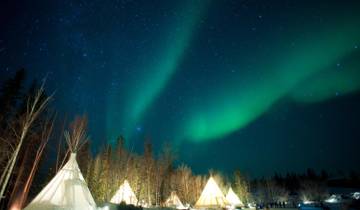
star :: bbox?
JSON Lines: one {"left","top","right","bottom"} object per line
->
{"left": 136, "top": 126, "right": 142, "bottom": 132}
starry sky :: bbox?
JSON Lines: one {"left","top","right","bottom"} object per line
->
{"left": 1, "top": 0, "right": 360, "bottom": 177}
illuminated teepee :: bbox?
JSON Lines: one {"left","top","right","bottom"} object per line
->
{"left": 226, "top": 187, "right": 244, "bottom": 207}
{"left": 24, "top": 153, "right": 97, "bottom": 210}
{"left": 110, "top": 180, "right": 138, "bottom": 205}
{"left": 165, "top": 191, "right": 185, "bottom": 209}
{"left": 24, "top": 117, "right": 96, "bottom": 210}
{"left": 195, "top": 177, "right": 228, "bottom": 208}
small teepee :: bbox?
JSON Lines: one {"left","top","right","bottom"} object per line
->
{"left": 165, "top": 191, "right": 185, "bottom": 209}
{"left": 226, "top": 187, "right": 244, "bottom": 207}
{"left": 324, "top": 194, "right": 341, "bottom": 203}
{"left": 24, "top": 116, "right": 97, "bottom": 210}
{"left": 195, "top": 177, "right": 228, "bottom": 208}
{"left": 110, "top": 180, "right": 138, "bottom": 205}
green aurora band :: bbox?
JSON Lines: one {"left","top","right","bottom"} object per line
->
{"left": 106, "top": 0, "right": 210, "bottom": 141}
{"left": 124, "top": 1, "right": 210, "bottom": 138}
{"left": 106, "top": 4, "right": 360, "bottom": 144}
{"left": 182, "top": 19, "right": 360, "bottom": 142}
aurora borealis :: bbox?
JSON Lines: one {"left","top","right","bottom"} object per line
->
{"left": 110, "top": 0, "right": 210, "bottom": 141}
{"left": 183, "top": 16, "right": 360, "bottom": 142}
{"left": 1, "top": 0, "right": 360, "bottom": 176}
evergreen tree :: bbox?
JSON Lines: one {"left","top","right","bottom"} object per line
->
{"left": 0, "top": 68, "right": 25, "bottom": 128}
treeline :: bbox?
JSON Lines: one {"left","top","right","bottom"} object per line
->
{"left": 78, "top": 137, "right": 251, "bottom": 206}
{"left": 251, "top": 169, "right": 360, "bottom": 206}
{"left": 251, "top": 169, "right": 329, "bottom": 205}
{"left": 81, "top": 140, "right": 360, "bottom": 206}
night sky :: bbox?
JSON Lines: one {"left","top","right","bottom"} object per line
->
{"left": 1, "top": 0, "right": 360, "bottom": 177}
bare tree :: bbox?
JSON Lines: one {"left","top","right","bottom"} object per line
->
{"left": 0, "top": 83, "right": 52, "bottom": 201}
{"left": 9, "top": 115, "right": 55, "bottom": 209}
{"left": 175, "top": 164, "right": 192, "bottom": 203}
{"left": 233, "top": 170, "right": 251, "bottom": 205}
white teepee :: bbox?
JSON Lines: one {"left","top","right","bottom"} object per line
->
{"left": 226, "top": 187, "right": 244, "bottom": 207}
{"left": 110, "top": 180, "right": 138, "bottom": 205}
{"left": 165, "top": 191, "right": 185, "bottom": 209}
{"left": 195, "top": 177, "right": 228, "bottom": 208}
{"left": 24, "top": 153, "right": 97, "bottom": 210}
{"left": 324, "top": 194, "right": 341, "bottom": 203}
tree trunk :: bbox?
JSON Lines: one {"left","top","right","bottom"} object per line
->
{"left": 8, "top": 145, "right": 30, "bottom": 208}
{"left": 0, "top": 126, "right": 28, "bottom": 202}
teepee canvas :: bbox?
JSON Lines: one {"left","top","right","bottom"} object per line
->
{"left": 195, "top": 177, "right": 228, "bottom": 208}
{"left": 165, "top": 191, "right": 185, "bottom": 209}
{"left": 226, "top": 187, "right": 244, "bottom": 207}
{"left": 110, "top": 180, "right": 138, "bottom": 205}
{"left": 25, "top": 116, "right": 96, "bottom": 210}
{"left": 24, "top": 153, "right": 97, "bottom": 210}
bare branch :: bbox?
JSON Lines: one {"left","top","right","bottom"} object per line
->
{"left": 0, "top": 80, "right": 53, "bottom": 202}
{"left": 0, "top": 137, "right": 15, "bottom": 151}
